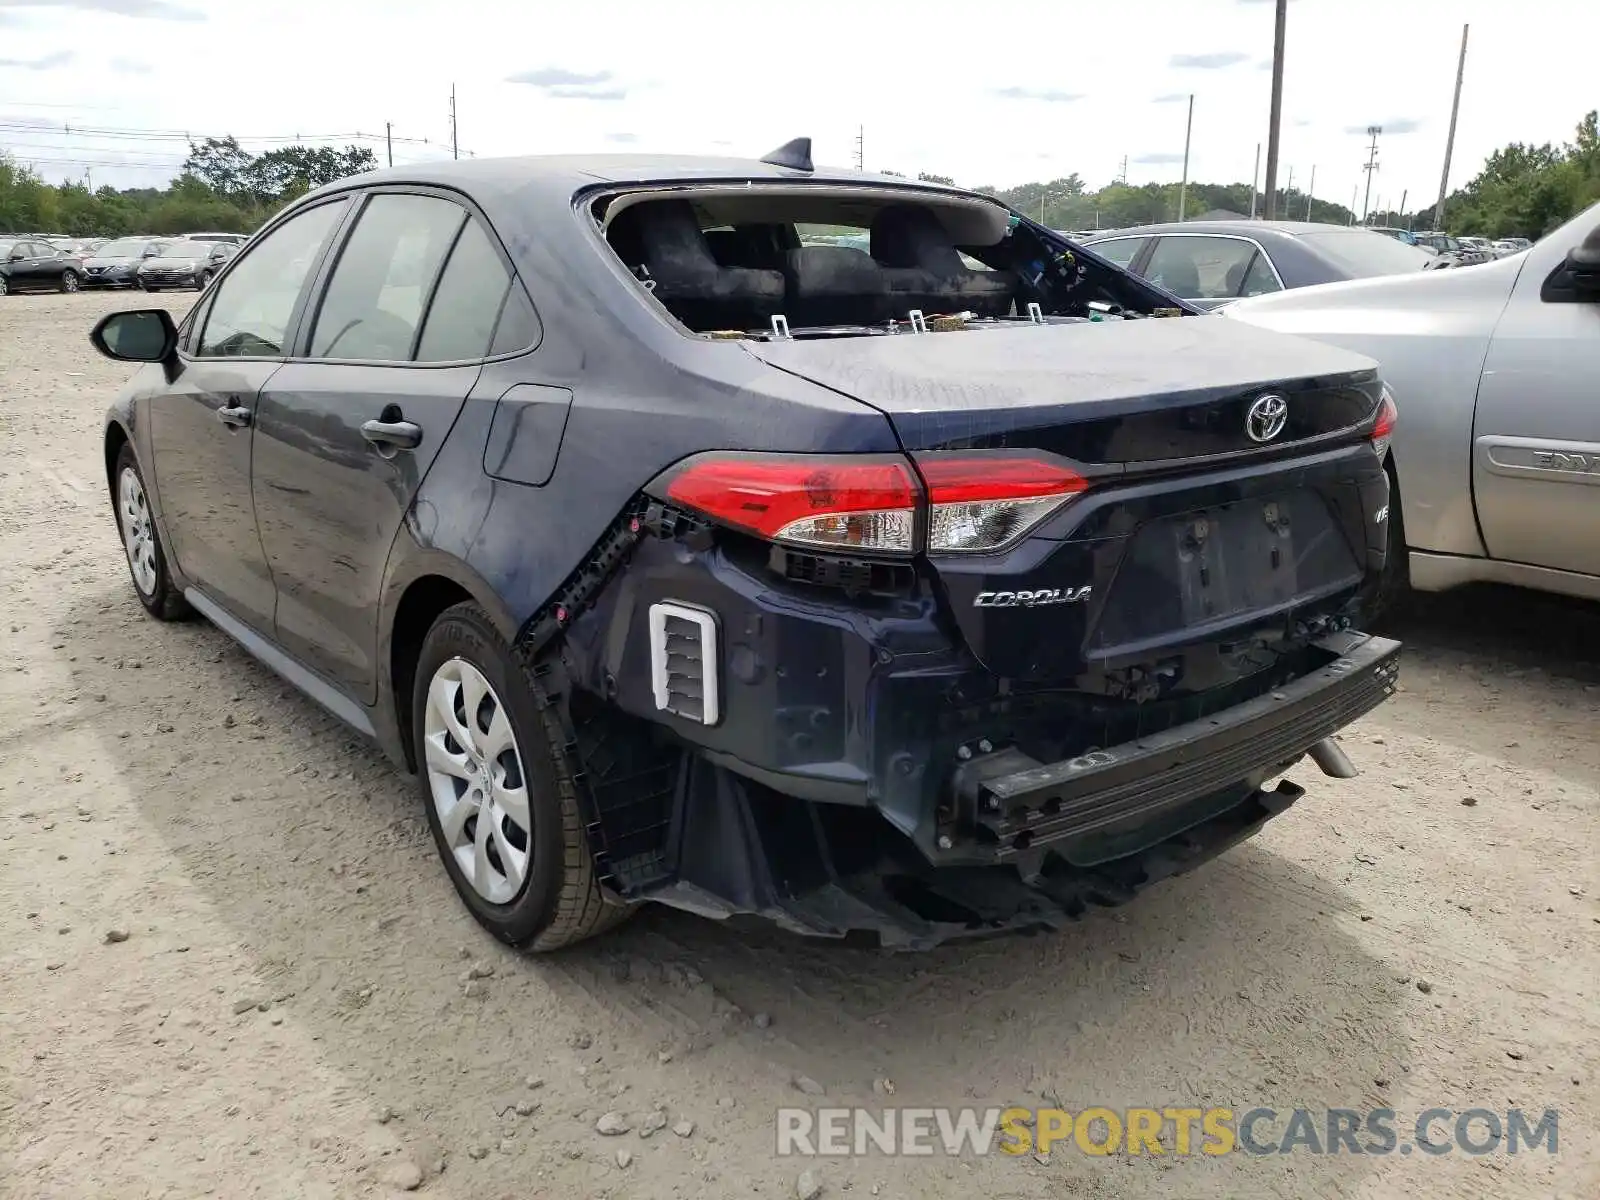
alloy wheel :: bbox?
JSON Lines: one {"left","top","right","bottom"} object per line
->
{"left": 423, "top": 657, "right": 533, "bottom": 905}
{"left": 118, "top": 466, "right": 157, "bottom": 595}
{"left": 61, "top": 272, "right": 79, "bottom": 293}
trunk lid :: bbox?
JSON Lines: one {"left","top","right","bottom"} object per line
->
{"left": 747, "top": 317, "right": 1391, "bottom": 684}
{"left": 741, "top": 316, "right": 1381, "bottom": 454}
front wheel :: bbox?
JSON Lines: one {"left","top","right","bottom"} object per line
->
{"left": 0, "top": 275, "right": 9, "bottom": 296}
{"left": 113, "top": 443, "right": 191, "bottom": 621}
{"left": 413, "top": 602, "right": 629, "bottom": 951}
{"left": 59, "top": 270, "right": 80, "bottom": 293}
{"left": 196, "top": 270, "right": 212, "bottom": 290}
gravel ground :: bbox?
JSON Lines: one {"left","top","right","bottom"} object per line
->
{"left": 2, "top": 291, "right": 1597, "bottom": 1200}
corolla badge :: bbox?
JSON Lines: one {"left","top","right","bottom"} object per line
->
{"left": 1245, "top": 393, "right": 1289, "bottom": 443}
{"left": 974, "top": 586, "right": 1092, "bottom": 608}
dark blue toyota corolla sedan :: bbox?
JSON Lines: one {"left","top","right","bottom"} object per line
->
{"left": 93, "top": 142, "right": 1401, "bottom": 951}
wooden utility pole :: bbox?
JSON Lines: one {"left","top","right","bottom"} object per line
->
{"left": 1435, "top": 24, "right": 1469, "bottom": 228}
{"left": 1261, "top": 0, "right": 1287, "bottom": 218}
{"left": 450, "top": 85, "right": 458, "bottom": 160}
{"left": 385, "top": 122, "right": 393, "bottom": 167}
{"left": 1361, "top": 126, "right": 1381, "bottom": 222}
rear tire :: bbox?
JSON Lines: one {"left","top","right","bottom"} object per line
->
{"left": 113, "top": 443, "right": 191, "bottom": 621}
{"left": 413, "top": 602, "right": 630, "bottom": 951}
{"left": 1368, "top": 459, "right": 1409, "bottom": 623}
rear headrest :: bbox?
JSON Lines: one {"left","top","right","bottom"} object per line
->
{"left": 606, "top": 199, "right": 715, "bottom": 277}
{"left": 869, "top": 204, "right": 965, "bottom": 274}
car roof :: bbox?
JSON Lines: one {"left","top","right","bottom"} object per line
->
{"left": 289, "top": 152, "right": 977, "bottom": 240}
{"left": 307, "top": 153, "right": 945, "bottom": 199}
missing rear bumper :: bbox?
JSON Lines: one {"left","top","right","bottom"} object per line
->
{"left": 947, "top": 631, "right": 1400, "bottom": 865}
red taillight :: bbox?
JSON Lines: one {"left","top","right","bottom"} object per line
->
{"left": 662, "top": 453, "right": 919, "bottom": 553}
{"left": 1372, "top": 388, "right": 1397, "bottom": 459}
{"left": 916, "top": 452, "right": 1088, "bottom": 554}
{"left": 658, "top": 451, "right": 1091, "bottom": 556}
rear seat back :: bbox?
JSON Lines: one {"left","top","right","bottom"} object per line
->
{"left": 869, "top": 204, "right": 1015, "bottom": 318}
{"left": 606, "top": 200, "right": 785, "bottom": 330}
{"left": 783, "top": 245, "right": 892, "bottom": 327}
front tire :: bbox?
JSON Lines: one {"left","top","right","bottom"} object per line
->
{"left": 0, "top": 275, "right": 8, "bottom": 296}
{"left": 59, "top": 270, "right": 80, "bottom": 293}
{"left": 113, "top": 443, "right": 191, "bottom": 620}
{"left": 413, "top": 602, "right": 629, "bottom": 951}
{"left": 196, "top": 270, "right": 212, "bottom": 290}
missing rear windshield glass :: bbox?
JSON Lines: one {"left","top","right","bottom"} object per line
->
{"left": 593, "top": 186, "right": 1183, "bottom": 339}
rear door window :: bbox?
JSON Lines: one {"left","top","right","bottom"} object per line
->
{"left": 309, "top": 193, "right": 466, "bottom": 362}
{"left": 414, "top": 218, "right": 514, "bottom": 361}
{"left": 1239, "top": 251, "right": 1283, "bottom": 297}
{"left": 1143, "top": 236, "right": 1260, "bottom": 300}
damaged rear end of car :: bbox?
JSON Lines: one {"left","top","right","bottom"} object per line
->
{"left": 511, "top": 173, "right": 1402, "bottom": 948}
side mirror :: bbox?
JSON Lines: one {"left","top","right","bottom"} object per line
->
{"left": 1564, "top": 226, "right": 1600, "bottom": 297}
{"left": 90, "top": 309, "right": 178, "bottom": 363}
{"left": 142, "top": 246, "right": 160, "bottom": 258}
{"left": 7, "top": 250, "right": 24, "bottom": 261}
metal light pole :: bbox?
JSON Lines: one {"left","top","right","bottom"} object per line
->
{"left": 1261, "top": 0, "right": 1288, "bottom": 218}
{"left": 1178, "top": 93, "right": 1194, "bottom": 221}
{"left": 1399, "top": 188, "right": 1408, "bottom": 228}
{"left": 1250, "top": 142, "right": 1261, "bottom": 218}
{"left": 1349, "top": 184, "right": 1358, "bottom": 225}
{"left": 1435, "top": 24, "right": 1469, "bottom": 229}
{"left": 1305, "top": 164, "right": 1315, "bottom": 220}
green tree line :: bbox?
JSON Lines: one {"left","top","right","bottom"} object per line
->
{"left": 954, "top": 109, "right": 1600, "bottom": 238}
{"left": 0, "top": 136, "right": 376, "bottom": 236}
{"left": 4, "top": 110, "right": 1596, "bottom": 241}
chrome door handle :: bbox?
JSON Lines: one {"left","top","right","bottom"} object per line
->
{"left": 360, "top": 419, "right": 423, "bottom": 450}
{"left": 217, "top": 404, "right": 252, "bottom": 428}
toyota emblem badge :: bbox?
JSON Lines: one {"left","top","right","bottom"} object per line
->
{"left": 1245, "top": 393, "right": 1289, "bottom": 443}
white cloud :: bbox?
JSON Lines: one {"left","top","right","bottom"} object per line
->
{"left": 0, "top": 0, "right": 1593, "bottom": 218}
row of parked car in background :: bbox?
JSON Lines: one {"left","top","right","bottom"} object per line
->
{"left": 0, "top": 230, "right": 245, "bottom": 296}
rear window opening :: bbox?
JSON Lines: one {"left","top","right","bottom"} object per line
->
{"left": 591, "top": 185, "right": 1184, "bottom": 340}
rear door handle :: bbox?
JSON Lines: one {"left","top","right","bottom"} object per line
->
{"left": 217, "top": 404, "right": 252, "bottom": 428}
{"left": 360, "top": 419, "right": 423, "bottom": 450}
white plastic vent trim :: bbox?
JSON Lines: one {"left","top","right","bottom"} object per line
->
{"left": 648, "top": 601, "right": 720, "bottom": 726}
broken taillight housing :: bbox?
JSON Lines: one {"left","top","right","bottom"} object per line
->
{"left": 1371, "top": 387, "right": 1398, "bottom": 460}
{"left": 656, "top": 450, "right": 1088, "bottom": 556}
{"left": 915, "top": 453, "right": 1088, "bottom": 553}
{"left": 661, "top": 453, "right": 920, "bottom": 553}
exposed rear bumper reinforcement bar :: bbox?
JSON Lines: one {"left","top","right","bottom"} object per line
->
{"left": 952, "top": 630, "right": 1401, "bottom": 864}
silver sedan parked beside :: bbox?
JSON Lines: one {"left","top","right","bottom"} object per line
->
{"left": 1224, "top": 201, "right": 1600, "bottom": 607}
{"left": 1079, "top": 221, "right": 1439, "bottom": 311}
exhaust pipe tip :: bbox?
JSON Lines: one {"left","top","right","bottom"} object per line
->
{"left": 1307, "top": 737, "right": 1359, "bottom": 780}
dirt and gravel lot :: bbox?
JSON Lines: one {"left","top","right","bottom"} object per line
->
{"left": 1, "top": 290, "right": 1597, "bottom": 1200}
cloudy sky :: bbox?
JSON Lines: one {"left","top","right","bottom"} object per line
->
{"left": 2, "top": 0, "right": 1597, "bottom": 215}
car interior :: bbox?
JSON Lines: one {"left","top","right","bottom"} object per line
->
{"left": 596, "top": 186, "right": 1168, "bottom": 337}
